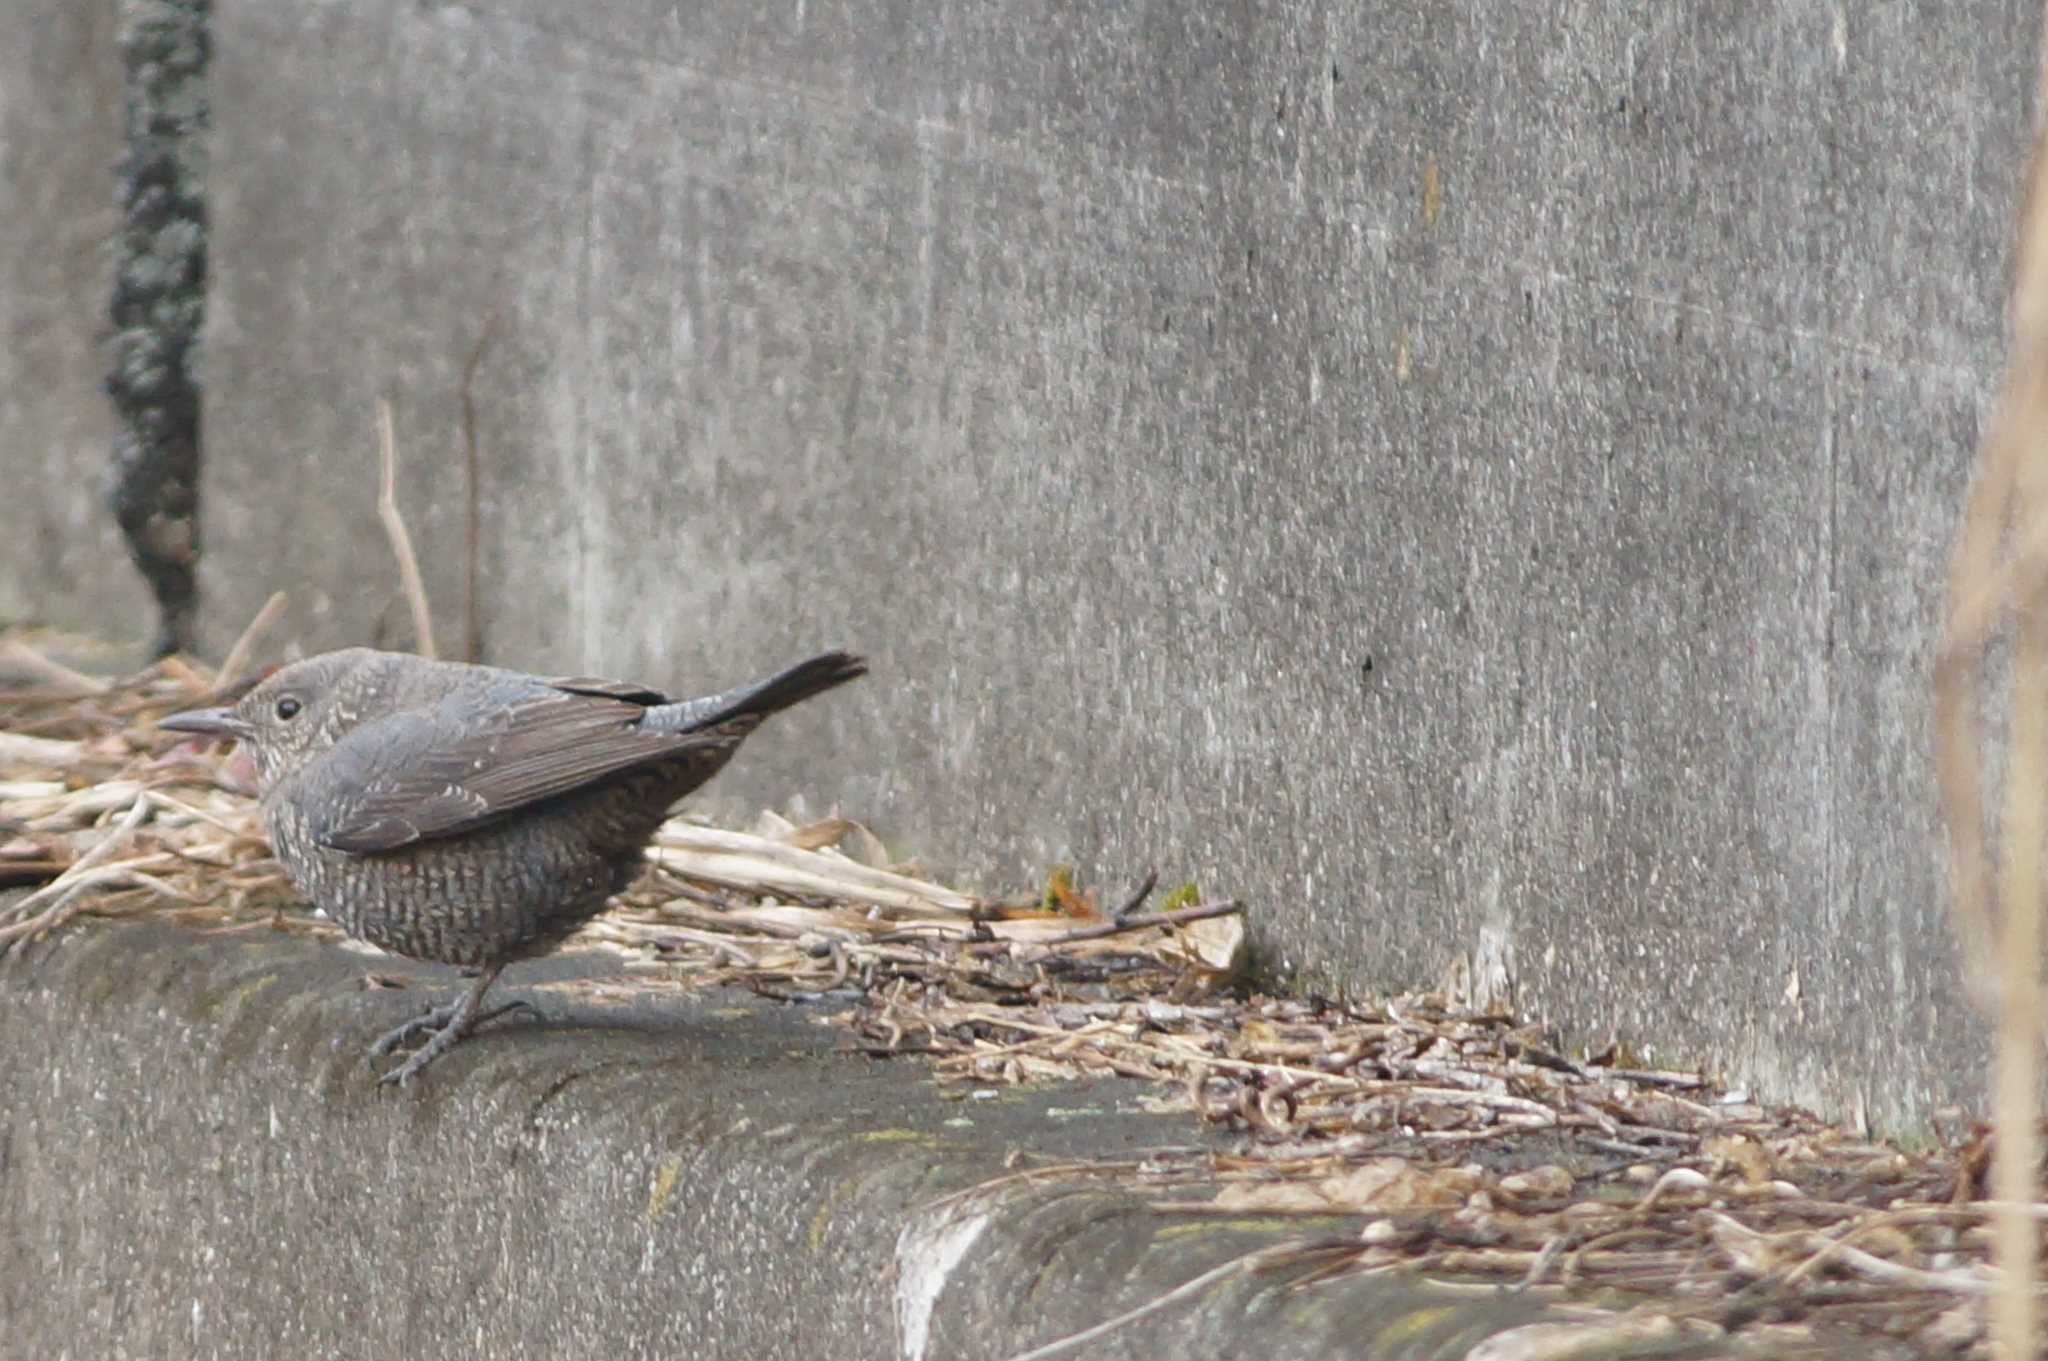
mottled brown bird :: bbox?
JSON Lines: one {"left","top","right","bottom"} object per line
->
{"left": 161, "top": 646, "right": 865, "bottom": 1084}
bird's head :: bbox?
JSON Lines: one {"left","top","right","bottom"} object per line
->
{"left": 160, "top": 648, "right": 388, "bottom": 790}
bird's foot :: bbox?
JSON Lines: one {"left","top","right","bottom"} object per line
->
{"left": 370, "top": 995, "right": 538, "bottom": 1085}
{"left": 369, "top": 998, "right": 464, "bottom": 1058}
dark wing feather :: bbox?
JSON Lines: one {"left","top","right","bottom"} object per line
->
{"left": 544, "top": 676, "right": 672, "bottom": 704}
{"left": 311, "top": 685, "right": 694, "bottom": 855}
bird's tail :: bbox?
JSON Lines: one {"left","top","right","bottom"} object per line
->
{"left": 649, "top": 651, "right": 867, "bottom": 736}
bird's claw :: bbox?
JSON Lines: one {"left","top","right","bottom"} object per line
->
{"left": 369, "top": 999, "right": 464, "bottom": 1057}
{"left": 369, "top": 996, "right": 541, "bottom": 1083}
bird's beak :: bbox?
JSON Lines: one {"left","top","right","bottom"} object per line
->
{"left": 159, "top": 707, "right": 254, "bottom": 740}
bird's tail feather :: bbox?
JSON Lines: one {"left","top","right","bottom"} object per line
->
{"left": 650, "top": 651, "right": 866, "bottom": 736}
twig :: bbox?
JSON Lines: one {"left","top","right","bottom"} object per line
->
{"left": 998, "top": 1242, "right": 1331, "bottom": 1361}
{"left": 0, "top": 796, "right": 154, "bottom": 925}
{"left": 1995, "top": 616, "right": 2044, "bottom": 1352}
{"left": 650, "top": 878, "right": 743, "bottom": 913}
{"left": 1593, "top": 1067, "right": 1709, "bottom": 1091}
{"left": 652, "top": 899, "right": 810, "bottom": 940}
{"left": 215, "top": 590, "right": 288, "bottom": 691}
{"left": 1420, "top": 1114, "right": 1558, "bottom": 1142}
{"left": 0, "top": 878, "right": 115, "bottom": 953}
{"left": 143, "top": 789, "right": 253, "bottom": 835}
{"left": 1131, "top": 1043, "right": 1360, "bottom": 1089}
{"left": 649, "top": 824, "right": 982, "bottom": 916}
{"left": 458, "top": 313, "right": 499, "bottom": 664}
{"left": 871, "top": 922, "right": 966, "bottom": 944}
{"left": 1929, "top": 22, "right": 2048, "bottom": 1361}
{"left": 375, "top": 398, "right": 437, "bottom": 660}
{"left": 1113, "top": 868, "right": 1159, "bottom": 923}
{"left": 0, "top": 732, "right": 84, "bottom": 767}
{"left": 1934, "top": 28, "right": 2048, "bottom": 1357}
{"left": 0, "top": 640, "right": 109, "bottom": 695}
{"left": 649, "top": 926, "right": 759, "bottom": 967}
{"left": 1781, "top": 1204, "right": 1975, "bottom": 1287}
{"left": 1036, "top": 900, "right": 1242, "bottom": 945}
{"left": 0, "top": 797, "right": 157, "bottom": 951}
{"left": 1824, "top": 1242, "right": 1998, "bottom": 1298}
{"left": 1518, "top": 1234, "right": 1569, "bottom": 1290}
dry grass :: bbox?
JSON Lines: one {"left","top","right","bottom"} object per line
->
{"left": 1933, "top": 9, "right": 2048, "bottom": 1357}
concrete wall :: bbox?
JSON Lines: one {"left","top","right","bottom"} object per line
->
{"left": 7, "top": 1, "right": 2038, "bottom": 1131}
{"left": 0, "top": 0, "right": 148, "bottom": 632}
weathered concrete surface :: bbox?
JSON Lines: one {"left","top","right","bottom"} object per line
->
{"left": 0, "top": 0, "right": 151, "bottom": 636}
{"left": 0, "top": 918, "right": 1725, "bottom": 1361}
{"left": 5, "top": 2, "right": 2038, "bottom": 1131}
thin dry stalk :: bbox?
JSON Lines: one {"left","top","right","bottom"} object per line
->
{"left": 0, "top": 795, "right": 155, "bottom": 951}
{"left": 215, "top": 590, "right": 288, "bottom": 691}
{"left": 1934, "top": 42, "right": 2048, "bottom": 1356}
{"left": 998, "top": 1242, "right": 1322, "bottom": 1361}
{"left": 0, "top": 795, "right": 152, "bottom": 921}
{"left": 375, "top": 398, "right": 437, "bottom": 660}
{"left": 458, "top": 314, "right": 498, "bottom": 664}
{"left": 0, "top": 732, "right": 83, "bottom": 766}
{"left": 1036, "top": 899, "right": 1242, "bottom": 944}
{"left": 1998, "top": 579, "right": 2048, "bottom": 1356}
{"left": 0, "top": 640, "right": 110, "bottom": 695}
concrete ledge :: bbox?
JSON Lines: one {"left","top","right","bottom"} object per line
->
{"left": 0, "top": 919, "right": 1718, "bottom": 1359}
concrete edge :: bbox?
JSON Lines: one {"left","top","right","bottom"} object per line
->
{"left": 1, "top": 917, "right": 1764, "bottom": 1359}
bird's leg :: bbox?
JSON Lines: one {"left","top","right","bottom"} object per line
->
{"left": 368, "top": 994, "right": 536, "bottom": 1056}
{"left": 371, "top": 964, "right": 533, "bottom": 1085}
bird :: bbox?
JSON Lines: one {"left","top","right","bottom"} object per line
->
{"left": 159, "top": 646, "right": 865, "bottom": 1084}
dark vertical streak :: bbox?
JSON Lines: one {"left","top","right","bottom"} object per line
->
{"left": 106, "top": 0, "right": 211, "bottom": 657}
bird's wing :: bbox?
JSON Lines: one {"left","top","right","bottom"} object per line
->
{"left": 308, "top": 684, "right": 697, "bottom": 855}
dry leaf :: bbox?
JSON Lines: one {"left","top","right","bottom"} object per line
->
{"left": 1159, "top": 911, "right": 1247, "bottom": 976}
{"left": 787, "top": 818, "right": 855, "bottom": 852}
{"left": 1703, "top": 1132, "right": 1771, "bottom": 1184}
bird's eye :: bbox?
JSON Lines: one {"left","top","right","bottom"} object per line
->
{"left": 275, "top": 696, "right": 302, "bottom": 721}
